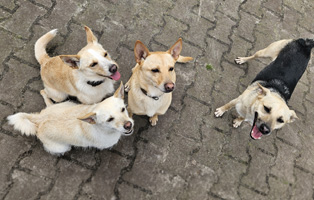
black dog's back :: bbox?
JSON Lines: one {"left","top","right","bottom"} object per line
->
{"left": 253, "top": 38, "right": 314, "bottom": 100}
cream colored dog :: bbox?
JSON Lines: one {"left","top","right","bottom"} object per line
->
{"left": 125, "top": 39, "right": 193, "bottom": 126}
{"left": 7, "top": 83, "right": 133, "bottom": 155}
{"left": 35, "top": 26, "right": 121, "bottom": 105}
{"left": 215, "top": 38, "right": 314, "bottom": 139}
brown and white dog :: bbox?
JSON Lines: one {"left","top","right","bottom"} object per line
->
{"left": 7, "top": 83, "right": 133, "bottom": 155}
{"left": 125, "top": 39, "right": 193, "bottom": 126}
{"left": 35, "top": 26, "right": 121, "bottom": 105}
{"left": 215, "top": 38, "right": 314, "bottom": 139}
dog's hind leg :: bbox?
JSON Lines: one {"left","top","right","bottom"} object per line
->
{"left": 235, "top": 39, "right": 293, "bottom": 64}
{"left": 43, "top": 87, "right": 68, "bottom": 104}
{"left": 40, "top": 90, "right": 54, "bottom": 106}
{"left": 215, "top": 98, "right": 238, "bottom": 117}
{"left": 177, "top": 55, "right": 193, "bottom": 63}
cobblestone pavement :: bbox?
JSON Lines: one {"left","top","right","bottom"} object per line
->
{"left": 1, "top": 0, "right": 314, "bottom": 199}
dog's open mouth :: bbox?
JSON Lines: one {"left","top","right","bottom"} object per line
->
{"left": 97, "top": 71, "right": 121, "bottom": 81}
{"left": 124, "top": 129, "right": 134, "bottom": 135}
{"left": 250, "top": 112, "right": 262, "bottom": 140}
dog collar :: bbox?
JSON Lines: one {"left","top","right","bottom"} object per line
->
{"left": 87, "top": 80, "right": 104, "bottom": 87}
{"left": 140, "top": 88, "right": 162, "bottom": 100}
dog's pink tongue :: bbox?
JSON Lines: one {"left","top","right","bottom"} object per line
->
{"left": 110, "top": 71, "right": 121, "bottom": 81}
{"left": 251, "top": 125, "right": 262, "bottom": 140}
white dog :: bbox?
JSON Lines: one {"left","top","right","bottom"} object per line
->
{"left": 7, "top": 83, "right": 133, "bottom": 155}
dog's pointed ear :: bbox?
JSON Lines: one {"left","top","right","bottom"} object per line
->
{"left": 84, "top": 26, "right": 98, "bottom": 44}
{"left": 134, "top": 40, "right": 150, "bottom": 64}
{"left": 78, "top": 112, "right": 97, "bottom": 124}
{"left": 114, "top": 82, "right": 124, "bottom": 99}
{"left": 60, "top": 55, "right": 80, "bottom": 69}
{"left": 257, "top": 83, "right": 270, "bottom": 97}
{"left": 288, "top": 110, "right": 298, "bottom": 123}
{"left": 168, "top": 38, "right": 183, "bottom": 61}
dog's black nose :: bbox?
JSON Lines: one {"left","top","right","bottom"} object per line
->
{"left": 164, "top": 82, "right": 175, "bottom": 92}
{"left": 109, "top": 64, "right": 118, "bottom": 73}
{"left": 124, "top": 121, "right": 132, "bottom": 131}
{"left": 259, "top": 124, "right": 270, "bottom": 135}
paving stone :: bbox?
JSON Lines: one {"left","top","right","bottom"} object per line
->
{"left": 192, "top": 0, "right": 217, "bottom": 22}
{"left": 263, "top": 0, "right": 283, "bottom": 15}
{"left": 290, "top": 167, "right": 313, "bottom": 200}
{"left": 0, "top": 134, "right": 32, "bottom": 198}
{"left": 4, "top": 170, "right": 51, "bottom": 200}
{"left": 118, "top": 182, "right": 152, "bottom": 200}
{"left": 154, "top": 15, "right": 189, "bottom": 46}
{"left": 224, "top": 34, "right": 253, "bottom": 64}
{"left": 81, "top": 151, "right": 129, "bottom": 200}
{"left": 0, "top": 29, "right": 24, "bottom": 64}
{"left": 19, "top": 144, "right": 58, "bottom": 179}
{"left": 40, "top": 159, "right": 92, "bottom": 200}
{"left": 123, "top": 141, "right": 187, "bottom": 198}
{"left": 34, "top": 0, "right": 53, "bottom": 8}
{"left": 217, "top": 0, "right": 243, "bottom": 20}
{"left": 283, "top": 0, "right": 306, "bottom": 13}
{"left": 281, "top": 6, "right": 301, "bottom": 38}
{"left": 0, "top": 103, "right": 13, "bottom": 123}
{"left": 236, "top": 11, "right": 259, "bottom": 42}
{"left": 210, "top": 157, "right": 247, "bottom": 200}
{"left": 0, "top": 0, "right": 16, "bottom": 10}
{"left": 40, "top": 0, "right": 87, "bottom": 35}
{"left": 1, "top": 0, "right": 46, "bottom": 39}
{"left": 207, "top": 12, "right": 236, "bottom": 45}
{"left": 241, "top": 146, "right": 275, "bottom": 194}
{"left": 242, "top": 1, "right": 264, "bottom": 18}
{"left": 271, "top": 140, "right": 298, "bottom": 183}
{"left": 267, "top": 176, "right": 291, "bottom": 200}
{"left": 0, "top": 59, "right": 39, "bottom": 107}
{"left": 239, "top": 185, "right": 268, "bottom": 200}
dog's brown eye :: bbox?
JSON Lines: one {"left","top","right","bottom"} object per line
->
{"left": 122, "top": 108, "right": 125, "bottom": 112}
{"left": 264, "top": 106, "right": 271, "bottom": 113}
{"left": 104, "top": 52, "right": 108, "bottom": 57}
{"left": 107, "top": 117, "right": 114, "bottom": 122}
{"left": 277, "top": 118, "right": 284, "bottom": 123}
{"left": 169, "top": 67, "right": 174, "bottom": 71}
{"left": 151, "top": 69, "right": 160, "bottom": 73}
{"left": 91, "top": 62, "right": 97, "bottom": 67}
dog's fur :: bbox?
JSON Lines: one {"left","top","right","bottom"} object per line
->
{"left": 35, "top": 26, "right": 121, "bottom": 105}
{"left": 215, "top": 38, "right": 314, "bottom": 139}
{"left": 7, "top": 83, "right": 134, "bottom": 155}
{"left": 125, "top": 39, "right": 193, "bottom": 126}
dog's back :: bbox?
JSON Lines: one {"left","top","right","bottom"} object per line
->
{"left": 253, "top": 38, "right": 314, "bottom": 100}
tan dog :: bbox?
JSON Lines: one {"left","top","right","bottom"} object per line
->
{"left": 7, "top": 83, "right": 133, "bottom": 155}
{"left": 125, "top": 39, "right": 193, "bottom": 126}
{"left": 35, "top": 26, "right": 121, "bottom": 105}
{"left": 215, "top": 38, "right": 314, "bottom": 139}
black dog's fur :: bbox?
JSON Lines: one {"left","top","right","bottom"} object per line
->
{"left": 253, "top": 38, "right": 314, "bottom": 101}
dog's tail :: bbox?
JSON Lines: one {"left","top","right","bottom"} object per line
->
{"left": 34, "top": 29, "right": 58, "bottom": 65}
{"left": 177, "top": 55, "right": 193, "bottom": 63}
{"left": 7, "top": 113, "right": 38, "bottom": 136}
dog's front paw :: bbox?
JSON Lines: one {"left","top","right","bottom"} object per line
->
{"left": 233, "top": 119, "right": 243, "bottom": 128}
{"left": 234, "top": 57, "right": 246, "bottom": 65}
{"left": 149, "top": 115, "right": 158, "bottom": 126}
{"left": 125, "top": 83, "right": 130, "bottom": 92}
{"left": 214, "top": 108, "right": 225, "bottom": 117}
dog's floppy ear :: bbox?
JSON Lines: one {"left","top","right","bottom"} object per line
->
{"left": 134, "top": 40, "right": 150, "bottom": 64}
{"left": 288, "top": 110, "right": 298, "bottom": 123}
{"left": 114, "top": 82, "right": 124, "bottom": 99}
{"left": 257, "top": 83, "right": 270, "bottom": 97}
{"left": 168, "top": 38, "right": 183, "bottom": 61}
{"left": 60, "top": 55, "right": 80, "bottom": 69}
{"left": 84, "top": 26, "right": 98, "bottom": 44}
{"left": 78, "top": 112, "right": 97, "bottom": 124}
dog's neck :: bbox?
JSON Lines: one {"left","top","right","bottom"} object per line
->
{"left": 87, "top": 80, "right": 104, "bottom": 87}
{"left": 140, "top": 87, "right": 162, "bottom": 100}
{"left": 258, "top": 80, "right": 290, "bottom": 102}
